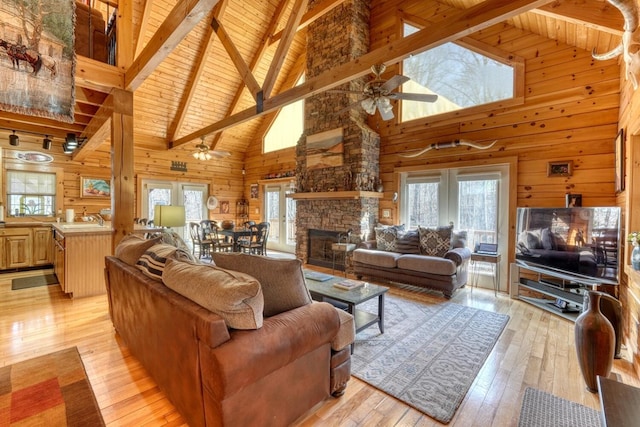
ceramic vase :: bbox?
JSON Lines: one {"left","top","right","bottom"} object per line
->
{"left": 632, "top": 244, "right": 640, "bottom": 271}
{"left": 574, "top": 290, "right": 615, "bottom": 393}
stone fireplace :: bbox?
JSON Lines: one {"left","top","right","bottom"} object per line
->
{"left": 294, "top": 0, "right": 381, "bottom": 263}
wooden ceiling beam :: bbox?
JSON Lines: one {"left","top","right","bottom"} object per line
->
{"left": 76, "top": 57, "right": 124, "bottom": 92}
{"left": 262, "top": 0, "right": 308, "bottom": 98}
{"left": 534, "top": 0, "right": 624, "bottom": 35}
{"left": 211, "top": 16, "right": 262, "bottom": 100}
{"left": 270, "top": 0, "right": 349, "bottom": 45}
{"left": 125, "top": 0, "right": 220, "bottom": 91}
{"left": 171, "top": 0, "right": 553, "bottom": 148}
{"left": 74, "top": 89, "right": 134, "bottom": 161}
{"left": 207, "top": 0, "right": 290, "bottom": 150}
{"left": 169, "top": 1, "right": 228, "bottom": 142}
{"left": 134, "top": 0, "right": 154, "bottom": 59}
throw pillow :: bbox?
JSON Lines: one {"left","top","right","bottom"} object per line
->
{"left": 162, "top": 258, "right": 264, "bottom": 330}
{"left": 114, "top": 234, "right": 162, "bottom": 266}
{"left": 136, "top": 243, "right": 195, "bottom": 281}
{"left": 417, "top": 225, "right": 453, "bottom": 257}
{"left": 451, "top": 230, "right": 468, "bottom": 249}
{"left": 375, "top": 224, "right": 405, "bottom": 252}
{"left": 394, "top": 228, "right": 420, "bottom": 254}
{"left": 211, "top": 252, "right": 312, "bottom": 317}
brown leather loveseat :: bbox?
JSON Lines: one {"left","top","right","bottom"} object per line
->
{"left": 104, "top": 236, "right": 353, "bottom": 427}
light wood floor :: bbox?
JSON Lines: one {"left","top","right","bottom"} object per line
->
{"left": 1, "top": 266, "right": 638, "bottom": 426}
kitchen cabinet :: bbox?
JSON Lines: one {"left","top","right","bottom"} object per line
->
{"left": 32, "top": 227, "right": 52, "bottom": 266}
{"left": 0, "top": 228, "right": 32, "bottom": 269}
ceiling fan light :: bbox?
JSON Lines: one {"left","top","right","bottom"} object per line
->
{"left": 205, "top": 152, "right": 212, "bottom": 160}
{"left": 361, "top": 98, "right": 376, "bottom": 115}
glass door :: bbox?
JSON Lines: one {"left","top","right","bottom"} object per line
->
{"left": 265, "top": 183, "right": 296, "bottom": 253}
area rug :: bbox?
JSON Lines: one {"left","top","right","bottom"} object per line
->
{"left": 11, "top": 274, "right": 58, "bottom": 290}
{"left": 517, "top": 387, "right": 601, "bottom": 427}
{"left": 0, "top": 347, "right": 104, "bottom": 426}
{"left": 351, "top": 296, "right": 509, "bottom": 423}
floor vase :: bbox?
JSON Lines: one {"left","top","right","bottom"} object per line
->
{"left": 575, "top": 290, "right": 615, "bottom": 393}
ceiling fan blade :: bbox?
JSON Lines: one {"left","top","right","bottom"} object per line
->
{"left": 378, "top": 105, "right": 395, "bottom": 121}
{"left": 380, "top": 75, "right": 410, "bottom": 92}
{"left": 337, "top": 100, "right": 365, "bottom": 114}
{"left": 388, "top": 92, "right": 439, "bottom": 102}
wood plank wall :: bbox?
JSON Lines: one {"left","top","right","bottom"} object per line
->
{"left": 1, "top": 141, "right": 244, "bottom": 224}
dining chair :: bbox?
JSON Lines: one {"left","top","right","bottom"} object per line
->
{"left": 189, "top": 222, "right": 213, "bottom": 259}
{"left": 238, "top": 222, "right": 269, "bottom": 255}
{"left": 211, "top": 225, "right": 234, "bottom": 252}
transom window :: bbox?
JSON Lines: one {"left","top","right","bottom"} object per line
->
{"left": 6, "top": 170, "right": 56, "bottom": 217}
{"left": 401, "top": 23, "right": 515, "bottom": 122}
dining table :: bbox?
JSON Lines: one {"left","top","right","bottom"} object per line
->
{"left": 217, "top": 227, "right": 252, "bottom": 252}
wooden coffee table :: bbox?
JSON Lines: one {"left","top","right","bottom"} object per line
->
{"left": 305, "top": 273, "right": 388, "bottom": 336}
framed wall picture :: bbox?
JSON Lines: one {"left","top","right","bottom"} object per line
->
{"left": 547, "top": 160, "right": 573, "bottom": 177}
{"left": 80, "top": 177, "right": 111, "bottom": 198}
{"left": 615, "top": 128, "right": 625, "bottom": 193}
{"left": 566, "top": 193, "right": 582, "bottom": 207}
{"left": 250, "top": 184, "right": 259, "bottom": 199}
{"left": 220, "top": 200, "right": 230, "bottom": 214}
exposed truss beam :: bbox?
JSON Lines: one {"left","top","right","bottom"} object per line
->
{"left": 211, "top": 16, "right": 262, "bottom": 100}
{"left": 134, "top": 0, "right": 154, "bottom": 58}
{"left": 169, "top": 1, "right": 228, "bottom": 141}
{"left": 171, "top": 0, "right": 553, "bottom": 148}
{"left": 262, "top": 0, "right": 308, "bottom": 98}
{"left": 207, "top": 0, "right": 291, "bottom": 150}
{"left": 270, "top": 0, "right": 348, "bottom": 44}
{"left": 534, "top": 0, "right": 624, "bottom": 35}
{"left": 125, "top": 0, "right": 220, "bottom": 91}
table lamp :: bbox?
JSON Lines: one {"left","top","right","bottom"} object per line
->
{"left": 154, "top": 205, "right": 185, "bottom": 228}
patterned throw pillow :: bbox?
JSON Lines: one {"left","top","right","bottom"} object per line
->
{"left": 418, "top": 225, "right": 453, "bottom": 257}
{"left": 136, "top": 244, "right": 195, "bottom": 281}
{"left": 375, "top": 224, "right": 405, "bottom": 252}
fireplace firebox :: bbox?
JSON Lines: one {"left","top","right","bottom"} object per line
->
{"left": 307, "top": 229, "right": 343, "bottom": 270}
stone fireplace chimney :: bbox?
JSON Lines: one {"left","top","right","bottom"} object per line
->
{"left": 294, "top": 0, "right": 381, "bottom": 263}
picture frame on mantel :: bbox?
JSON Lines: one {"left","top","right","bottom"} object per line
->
{"left": 615, "top": 128, "right": 625, "bottom": 193}
{"left": 547, "top": 160, "right": 573, "bottom": 177}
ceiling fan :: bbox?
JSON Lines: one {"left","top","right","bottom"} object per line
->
{"left": 192, "top": 137, "right": 232, "bottom": 161}
{"left": 329, "top": 64, "right": 438, "bottom": 120}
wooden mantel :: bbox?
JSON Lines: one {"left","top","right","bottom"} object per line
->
{"left": 288, "top": 191, "right": 384, "bottom": 200}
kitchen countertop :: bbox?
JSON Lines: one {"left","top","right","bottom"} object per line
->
{"left": 51, "top": 222, "right": 114, "bottom": 235}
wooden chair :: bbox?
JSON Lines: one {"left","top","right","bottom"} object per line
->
{"left": 238, "top": 222, "right": 269, "bottom": 255}
{"left": 189, "top": 222, "right": 213, "bottom": 259}
{"left": 211, "top": 225, "right": 234, "bottom": 252}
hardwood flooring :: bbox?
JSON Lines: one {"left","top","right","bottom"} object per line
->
{"left": 0, "top": 267, "right": 638, "bottom": 426}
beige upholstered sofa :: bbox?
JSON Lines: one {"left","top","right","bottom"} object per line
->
{"left": 353, "top": 225, "right": 471, "bottom": 298}
{"left": 105, "top": 235, "right": 354, "bottom": 427}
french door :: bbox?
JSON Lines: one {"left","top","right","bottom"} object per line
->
{"left": 399, "top": 164, "right": 509, "bottom": 291}
{"left": 141, "top": 180, "right": 208, "bottom": 243}
{"left": 264, "top": 183, "right": 296, "bottom": 253}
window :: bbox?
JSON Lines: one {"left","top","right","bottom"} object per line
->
{"left": 401, "top": 23, "right": 515, "bottom": 122}
{"left": 263, "top": 74, "right": 305, "bottom": 153}
{"left": 6, "top": 170, "right": 56, "bottom": 217}
{"left": 400, "top": 166, "right": 506, "bottom": 253}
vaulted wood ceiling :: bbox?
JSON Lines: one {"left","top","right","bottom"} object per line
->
{"left": 0, "top": 0, "right": 627, "bottom": 158}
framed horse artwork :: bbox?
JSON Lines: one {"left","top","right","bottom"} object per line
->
{"left": 0, "top": 0, "right": 75, "bottom": 123}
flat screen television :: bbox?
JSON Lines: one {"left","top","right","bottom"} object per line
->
{"left": 515, "top": 207, "right": 621, "bottom": 285}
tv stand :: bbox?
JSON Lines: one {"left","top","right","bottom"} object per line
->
{"left": 510, "top": 262, "right": 590, "bottom": 322}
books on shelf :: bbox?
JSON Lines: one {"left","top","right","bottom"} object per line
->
{"left": 333, "top": 279, "right": 365, "bottom": 290}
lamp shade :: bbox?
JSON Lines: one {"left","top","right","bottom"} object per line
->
{"left": 154, "top": 205, "right": 185, "bottom": 228}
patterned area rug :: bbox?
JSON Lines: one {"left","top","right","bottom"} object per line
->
{"left": 351, "top": 296, "right": 509, "bottom": 423}
{"left": 0, "top": 347, "right": 104, "bottom": 426}
{"left": 517, "top": 387, "right": 601, "bottom": 427}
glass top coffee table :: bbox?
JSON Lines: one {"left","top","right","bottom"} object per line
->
{"left": 305, "top": 273, "right": 389, "bottom": 336}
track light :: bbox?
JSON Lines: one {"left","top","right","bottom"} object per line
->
{"left": 42, "top": 135, "right": 52, "bottom": 150}
{"left": 65, "top": 133, "right": 78, "bottom": 148}
{"left": 9, "top": 131, "right": 19, "bottom": 146}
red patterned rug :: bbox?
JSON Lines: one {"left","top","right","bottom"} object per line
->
{"left": 0, "top": 347, "right": 104, "bottom": 426}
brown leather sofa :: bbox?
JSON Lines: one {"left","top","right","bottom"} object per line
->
{"left": 105, "top": 253, "right": 352, "bottom": 427}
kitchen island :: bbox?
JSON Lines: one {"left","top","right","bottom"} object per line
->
{"left": 52, "top": 222, "right": 112, "bottom": 298}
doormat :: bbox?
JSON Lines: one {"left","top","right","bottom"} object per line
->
{"left": 11, "top": 274, "right": 59, "bottom": 290}
{"left": 0, "top": 347, "right": 105, "bottom": 426}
